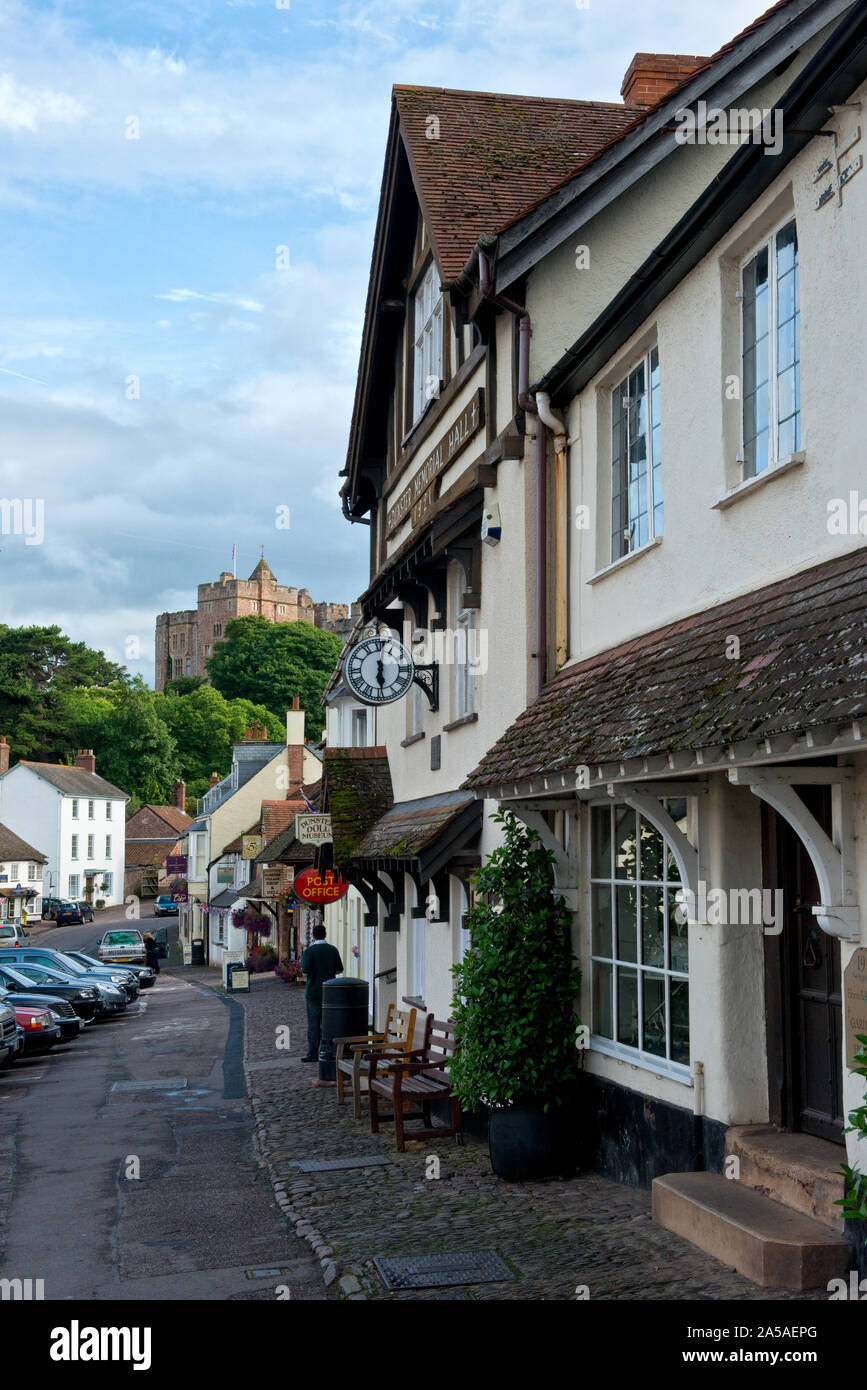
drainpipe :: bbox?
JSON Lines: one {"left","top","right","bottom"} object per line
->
{"left": 536, "top": 391, "right": 568, "bottom": 672}
{"left": 476, "top": 246, "right": 550, "bottom": 694}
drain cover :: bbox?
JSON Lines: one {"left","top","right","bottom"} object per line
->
{"left": 111, "top": 1078, "right": 187, "bottom": 1091}
{"left": 374, "top": 1250, "right": 515, "bottom": 1291}
{"left": 293, "top": 1155, "right": 392, "bottom": 1173}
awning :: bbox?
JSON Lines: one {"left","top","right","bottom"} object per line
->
{"left": 465, "top": 544, "right": 867, "bottom": 797}
{"left": 0, "top": 886, "right": 36, "bottom": 899}
{"left": 253, "top": 826, "right": 315, "bottom": 868}
{"left": 353, "top": 790, "right": 481, "bottom": 881}
{"left": 210, "top": 886, "right": 243, "bottom": 910}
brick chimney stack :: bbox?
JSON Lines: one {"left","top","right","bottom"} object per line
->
{"left": 209, "top": 771, "right": 220, "bottom": 788}
{"left": 0, "top": 736, "right": 9, "bottom": 776}
{"left": 172, "top": 779, "right": 186, "bottom": 811}
{"left": 74, "top": 749, "right": 96, "bottom": 774}
{"left": 285, "top": 699, "right": 305, "bottom": 791}
{"left": 621, "top": 52, "right": 709, "bottom": 107}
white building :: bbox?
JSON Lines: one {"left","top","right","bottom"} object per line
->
{"left": 0, "top": 747, "right": 128, "bottom": 908}
{"left": 0, "top": 823, "right": 47, "bottom": 923}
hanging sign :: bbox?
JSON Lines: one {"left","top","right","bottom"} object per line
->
{"left": 295, "top": 814, "right": 332, "bottom": 846}
{"left": 263, "top": 865, "right": 293, "bottom": 897}
{"left": 242, "top": 835, "right": 263, "bottom": 860}
{"left": 166, "top": 855, "right": 187, "bottom": 875}
{"left": 293, "top": 868, "right": 349, "bottom": 904}
{"left": 844, "top": 948, "right": 867, "bottom": 1067}
{"left": 216, "top": 865, "right": 234, "bottom": 884}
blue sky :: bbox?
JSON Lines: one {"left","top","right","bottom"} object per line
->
{"left": 0, "top": 0, "right": 768, "bottom": 682}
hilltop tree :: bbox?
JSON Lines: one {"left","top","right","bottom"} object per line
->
{"left": 207, "top": 616, "right": 342, "bottom": 739}
{"left": 0, "top": 624, "right": 128, "bottom": 762}
{"left": 63, "top": 679, "right": 178, "bottom": 802}
{"left": 154, "top": 684, "right": 284, "bottom": 801}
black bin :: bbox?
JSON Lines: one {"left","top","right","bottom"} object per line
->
{"left": 191, "top": 940, "right": 205, "bottom": 966}
{"left": 319, "top": 977, "right": 369, "bottom": 1081}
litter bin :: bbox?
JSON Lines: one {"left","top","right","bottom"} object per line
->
{"left": 191, "top": 940, "right": 205, "bottom": 966}
{"left": 319, "top": 977, "right": 369, "bottom": 1082}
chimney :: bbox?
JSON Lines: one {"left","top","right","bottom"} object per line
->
{"left": 245, "top": 726, "right": 253, "bottom": 741}
{"left": 621, "top": 52, "right": 709, "bottom": 107}
{"left": 74, "top": 748, "right": 96, "bottom": 774}
{"left": 0, "top": 736, "right": 9, "bottom": 776}
{"left": 210, "top": 771, "right": 220, "bottom": 788}
{"left": 172, "top": 779, "right": 186, "bottom": 811}
{"left": 285, "top": 700, "right": 305, "bottom": 789}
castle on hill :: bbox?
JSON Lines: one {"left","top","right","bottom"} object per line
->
{"left": 154, "top": 555, "right": 353, "bottom": 692}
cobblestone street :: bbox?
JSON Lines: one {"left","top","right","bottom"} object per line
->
{"left": 208, "top": 969, "right": 829, "bottom": 1302}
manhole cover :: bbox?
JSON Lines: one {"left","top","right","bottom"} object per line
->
{"left": 293, "top": 1155, "right": 392, "bottom": 1173}
{"left": 374, "top": 1250, "right": 515, "bottom": 1290}
{"left": 111, "top": 1078, "right": 187, "bottom": 1091}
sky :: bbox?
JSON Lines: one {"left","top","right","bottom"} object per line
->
{"left": 0, "top": 0, "right": 772, "bottom": 684}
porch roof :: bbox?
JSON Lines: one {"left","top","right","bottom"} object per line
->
{"left": 465, "top": 545, "right": 867, "bottom": 795}
{"left": 354, "top": 790, "right": 482, "bottom": 881}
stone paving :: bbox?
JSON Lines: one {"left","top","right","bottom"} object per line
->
{"left": 216, "top": 969, "right": 831, "bottom": 1302}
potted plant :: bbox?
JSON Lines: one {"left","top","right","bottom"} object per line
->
{"left": 451, "top": 809, "right": 582, "bottom": 1181}
{"left": 837, "top": 1031, "right": 867, "bottom": 1278}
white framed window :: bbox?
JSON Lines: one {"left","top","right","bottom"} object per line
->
{"left": 450, "top": 563, "right": 475, "bottom": 721}
{"left": 71, "top": 835, "right": 79, "bottom": 861}
{"left": 87, "top": 835, "right": 94, "bottom": 860}
{"left": 105, "top": 803, "right": 112, "bottom": 821}
{"left": 351, "top": 709, "right": 367, "bottom": 747}
{"left": 408, "top": 680, "right": 424, "bottom": 739}
{"left": 27, "top": 862, "right": 37, "bottom": 881}
{"left": 277, "top": 604, "right": 286, "bottom": 616}
{"left": 102, "top": 873, "right": 113, "bottom": 896}
{"left": 68, "top": 874, "right": 79, "bottom": 898}
{"left": 740, "top": 218, "right": 800, "bottom": 478}
{"left": 8, "top": 863, "right": 17, "bottom": 881}
{"left": 589, "top": 799, "right": 690, "bottom": 1072}
{"left": 413, "top": 261, "right": 443, "bottom": 424}
{"left": 71, "top": 799, "right": 79, "bottom": 820}
{"left": 611, "top": 346, "right": 662, "bottom": 560}
{"left": 105, "top": 835, "right": 112, "bottom": 858}
{"left": 88, "top": 800, "right": 95, "bottom": 819}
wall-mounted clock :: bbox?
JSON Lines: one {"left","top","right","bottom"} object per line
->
{"left": 343, "top": 635, "right": 416, "bottom": 705}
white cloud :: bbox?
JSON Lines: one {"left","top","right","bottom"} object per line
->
{"left": 154, "top": 288, "right": 264, "bottom": 312}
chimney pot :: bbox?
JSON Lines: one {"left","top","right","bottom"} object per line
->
{"left": 74, "top": 748, "right": 97, "bottom": 774}
{"left": 292, "top": 696, "right": 300, "bottom": 711}
{"left": 209, "top": 771, "right": 220, "bottom": 788}
{"left": 172, "top": 779, "right": 186, "bottom": 811}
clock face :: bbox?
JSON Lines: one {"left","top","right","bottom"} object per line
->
{"left": 343, "top": 636, "right": 415, "bottom": 705}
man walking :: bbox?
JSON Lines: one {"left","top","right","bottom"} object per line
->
{"left": 300, "top": 923, "right": 344, "bottom": 1061}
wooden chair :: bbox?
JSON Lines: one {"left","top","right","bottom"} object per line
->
{"left": 368, "top": 1017, "right": 462, "bottom": 1151}
{"left": 334, "top": 1005, "right": 418, "bottom": 1120}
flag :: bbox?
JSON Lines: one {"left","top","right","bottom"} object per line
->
{"left": 300, "top": 787, "right": 315, "bottom": 812}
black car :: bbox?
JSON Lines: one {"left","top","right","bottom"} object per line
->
{"left": 0, "top": 984, "right": 81, "bottom": 1042}
{"left": 65, "top": 949, "right": 155, "bottom": 990}
{"left": 76, "top": 901, "right": 94, "bottom": 923}
{"left": 0, "top": 962, "right": 101, "bottom": 1021}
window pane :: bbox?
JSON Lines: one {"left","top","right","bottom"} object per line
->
{"left": 591, "top": 806, "right": 611, "bottom": 879}
{"left": 614, "top": 806, "right": 636, "bottom": 879}
{"left": 593, "top": 961, "right": 613, "bottom": 1039}
{"left": 668, "top": 888, "right": 689, "bottom": 971}
{"left": 592, "top": 884, "right": 613, "bottom": 958}
{"left": 639, "top": 818, "right": 664, "bottom": 881}
{"left": 616, "top": 885, "right": 638, "bottom": 962}
{"left": 641, "top": 887, "right": 665, "bottom": 968}
{"left": 671, "top": 979, "right": 690, "bottom": 1064}
{"left": 642, "top": 973, "right": 666, "bottom": 1057}
{"left": 617, "top": 967, "right": 639, "bottom": 1047}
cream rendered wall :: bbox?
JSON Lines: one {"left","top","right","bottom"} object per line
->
{"left": 565, "top": 75, "right": 867, "bottom": 666}
{"left": 209, "top": 750, "right": 289, "bottom": 860}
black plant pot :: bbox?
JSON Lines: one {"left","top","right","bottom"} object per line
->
{"left": 488, "top": 1104, "right": 576, "bottom": 1181}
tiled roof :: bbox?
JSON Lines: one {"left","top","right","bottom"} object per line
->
{"left": 16, "top": 762, "right": 128, "bottom": 799}
{"left": 355, "top": 791, "right": 480, "bottom": 877}
{"left": 142, "top": 805, "right": 192, "bottom": 833}
{"left": 125, "top": 840, "right": 174, "bottom": 868}
{"left": 465, "top": 546, "right": 867, "bottom": 791}
{"left": 254, "top": 826, "right": 316, "bottom": 866}
{"left": 322, "top": 747, "right": 394, "bottom": 867}
{"left": 395, "top": 86, "right": 646, "bottom": 283}
{"left": 261, "top": 799, "right": 301, "bottom": 844}
{"left": 0, "top": 824, "right": 48, "bottom": 863}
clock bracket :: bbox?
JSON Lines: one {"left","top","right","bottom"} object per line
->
{"left": 412, "top": 663, "right": 439, "bottom": 711}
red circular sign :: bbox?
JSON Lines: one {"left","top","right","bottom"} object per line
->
{"left": 293, "top": 868, "right": 349, "bottom": 904}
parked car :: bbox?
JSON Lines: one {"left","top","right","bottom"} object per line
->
{"left": 0, "top": 996, "right": 22, "bottom": 1068}
{"left": 0, "top": 923, "right": 28, "bottom": 945}
{"left": 0, "top": 962, "right": 101, "bottom": 1021}
{"left": 6, "top": 999, "right": 60, "bottom": 1054}
{"left": 65, "top": 949, "right": 155, "bottom": 989}
{"left": 0, "top": 948, "right": 139, "bottom": 1002}
{"left": 76, "top": 901, "right": 94, "bottom": 923}
{"left": 97, "top": 929, "right": 146, "bottom": 966}
{"left": 41, "top": 897, "right": 63, "bottom": 920}
{"left": 11, "top": 962, "right": 126, "bottom": 1018}
{"left": 0, "top": 986, "right": 81, "bottom": 1044}
{"left": 53, "top": 900, "right": 83, "bottom": 927}
{"left": 154, "top": 895, "right": 179, "bottom": 917}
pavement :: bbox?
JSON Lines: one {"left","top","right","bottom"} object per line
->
{"left": 221, "top": 968, "right": 831, "bottom": 1302}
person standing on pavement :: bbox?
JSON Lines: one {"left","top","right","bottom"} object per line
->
{"left": 300, "top": 923, "right": 343, "bottom": 1061}
{"left": 143, "top": 931, "right": 160, "bottom": 975}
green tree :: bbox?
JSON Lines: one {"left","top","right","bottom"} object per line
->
{"left": 64, "top": 679, "right": 178, "bottom": 803}
{"left": 154, "top": 684, "right": 283, "bottom": 795}
{"left": 0, "top": 624, "right": 128, "bottom": 761}
{"left": 163, "top": 675, "right": 206, "bottom": 696}
{"left": 206, "top": 617, "right": 342, "bottom": 739}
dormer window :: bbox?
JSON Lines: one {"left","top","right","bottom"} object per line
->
{"left": 413, "top": 261, "right": 443, "bottom": 424}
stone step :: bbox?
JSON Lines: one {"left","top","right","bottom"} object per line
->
{"left": 726, "top": 1125, "right": 845, "bottom": 1230}
{"left": 652, "top": 1171, "right": 851, "bottom": 1289}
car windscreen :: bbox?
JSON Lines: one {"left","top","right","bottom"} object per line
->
{"left": 41, "top": 953, "right": 87, "bottom": 975}
{"left": 0, "top": 963, "right": 38, "bottom": 988}
{"left": 15, "top": 965, "right": 70, "bottom": 984}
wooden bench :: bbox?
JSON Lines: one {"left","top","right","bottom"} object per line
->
{"left": 368, "top": 1017, "right": 462, "bottom": 1151}
{"left": 334, "top": 1005, "right": 418, "bottom": 1120}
